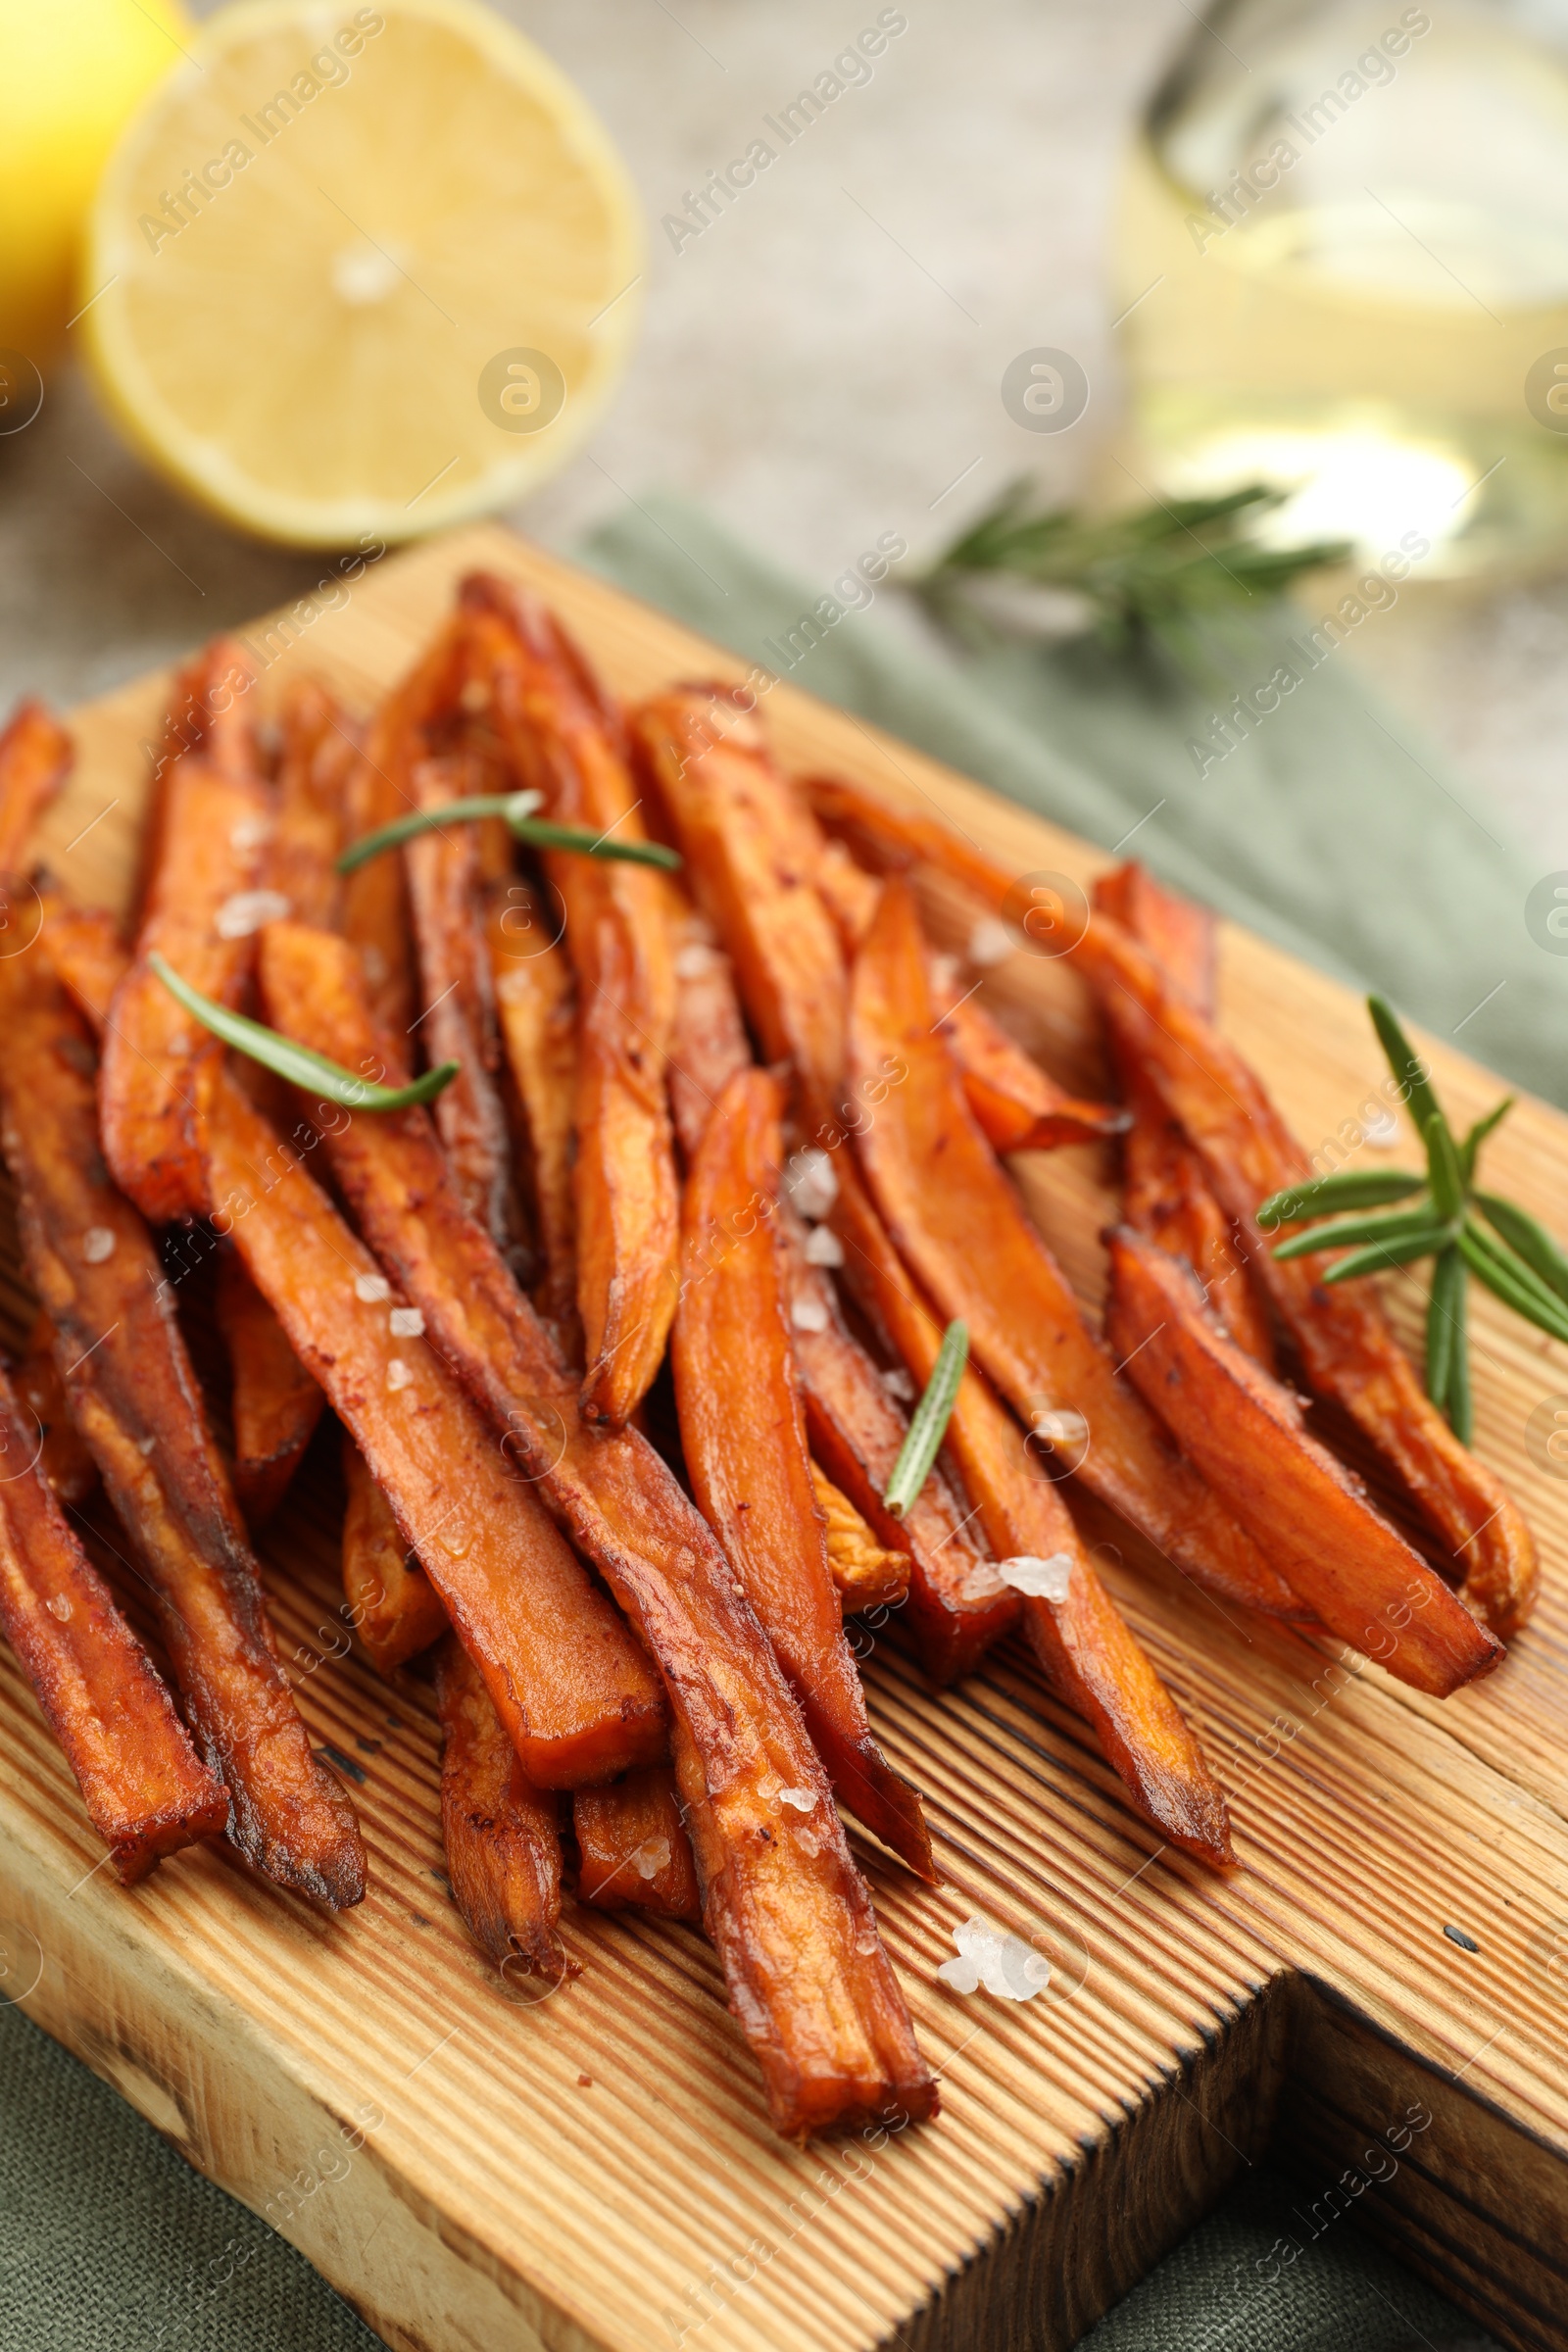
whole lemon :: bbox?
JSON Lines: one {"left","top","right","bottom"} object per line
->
{"left": 0, "top": 0, "right": 189, "bottom": 366}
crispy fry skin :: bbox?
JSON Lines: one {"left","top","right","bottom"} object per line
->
{"left": 0, "top": 950, "right": 367, "bottom": 1906}
{"left": 215, "top": 1249, "right": 324, "bottom": 1525}
{"left": 200, "top": 1049, "right": 666, "bottom": 1790}
{"left": 848, "top": 882, "right": 1301, "bottom": 1618}
{"left": 671, "top": 1708, "right": 936, "bottom": 2137}
{"left": 811, "top": 1463, "right": 909, "bottom": 1615}
{"left": 1074, "top": 912, "right": 1539, "bottom": 1641}
{"left": 342, "top": 617, "right": 466, "bottom": 1034}
{"left": 781, "top": 1206, "right": 1019, "bottom": 1682}
{"left": 571, "top": 907, "right": 680, "bottom": 1423}
{"left": 463, "top": 582, "right": 679, "bottom": 1424}
{"left": 0, "top": 700, "right": 73, "bottom": 873}
{"left": 1093, "top": 864, "right": 1275, "bottom": 1370}
{"left": 99, "top": 639, "right": 270, "bottom": 1225}
{"left": 435, "top": 1635, "right": 565, "bottom": 1976}
{"left": 484, "top": 880, "right": 580, "bottom": 1346}
{"left": 341, "top": 1432, "right": 447, "bottom": 1674}
{"left": 665, "top": 898, "right": 754, "bottom": 1165}
{"left": 404, "top": 758, "right": 522, "bottom": 1257}
{"left": 1106, "top": 1229, "right": 1502, "bottom": 1693}
{"left": 17, "top": 1311, "right": 96, "bottom": 1507}
{"left": 574, "top": 1765, "right": 701, "bottom": 1919}
{"left": 253, "top": 918, "right": 933, "bottom": 2137}
{"left": 271, "top": 676, "right": 355, "bottom": 931}
{"left": 808, "top": 773, "right": 1019, "bottom": 910}
{"left": 674, "top": 1069, "right": 934, "bottom": 1881}
{"left": 0, "top": 1361, "right": 227, "bottom": 1881}
{"left": 633, "top": 690, "right": 847, "bottom": 1104}
{"left": 37, "top": 898, "right": 127, "bottom": 1032}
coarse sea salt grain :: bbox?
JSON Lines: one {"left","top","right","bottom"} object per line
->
{"left": 790, "top": 1296, "right": 829, "bottom": 1335}
{"left": 389, "top": 1306, "right": 424, "bottom": 1338}
{"left": 215, "top": 889, "right": 290, "bottom": 941}
{"left": 386, "top": 1359, "right": 413, "bottom": 1392}
{"left": 782, "top": 1148, "right": 837, "bottom": 1221}
{"left": 999, "top": 1553, "right": 1074, "bottom": 1603}
{"left": 635, "top": 1838, "right": 672, "bottom": 1880}
{"left": 1032, "top": 1406, "right": 1089, "bottom": 1450}
{"left": 881, "top": 1366, "right": 915, "bottom": 1402}
{"left": 938, "top": 1916, "right": 1053, "bottom": 2001}
{"left": 229, "top": 814, "right": 273, "bottom": 853}
{"left": 46, "top": 1595, "right": 72, "bottom": 1623}
{"left": 356, "top": 1273, "right": 391, "bottom": 1303}
{"left": 673, "top": 943, "right": 715, "bottom": 980}
{"left": 967, "top": 917, "right": 1016, "bottom": 968}
{"left": 778, "top": 1786, "right": 816, "bottom": 1813}
{"left": 804, "top": 1225, "right": 844, "bottom": 1267}
{"left": 81, "top": 1227, "right": 116, "bottom": 1264}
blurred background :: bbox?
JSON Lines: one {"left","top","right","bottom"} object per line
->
{"left": 4, "top": 0, "right": 1565, "bottom": 866}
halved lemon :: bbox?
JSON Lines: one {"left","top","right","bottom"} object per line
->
{"left": 82, "top": 0, "right": 643, "bottom": 546}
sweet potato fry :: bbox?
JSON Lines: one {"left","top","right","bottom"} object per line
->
{"left": 341, "top": 617, "right": 466, "bottom": 1034}
{"left": 808, "top": 1165, "right": 1238, "bottom": 1858}
{"left": 633, "top": 688, "right": 846, "bottom": 1118}
{"left": 811, "top": 1464, "right": 909, "bottom": 1616}
{"left": 254, "top": 917, "right": 934, "bottom": 2137}
{"left": 0, "top": 699, "right": 73, "bottom": 873}
{"left": 435, "top": 1635, "right": 565, "bottom": 1976}
{"left": 571, "top": 907, "right": 680, "bottom": 1422}
{"left": 270, "top": 676, "right": 355, "bottom": 931}
{"left": 808, "top": 771, "right": 1019, "bottom": 911}
{"left": 485, "top": 878, "right": 579, "bottom": 1345}
{"left": 1073, "top": 910, "right": 1539, "bottom": 1641}
{"left": 404, "top": 757, "right": 522, "bottom": 1257}
{"left": 932, "top": 977, "right": 1132, "bottom": 1153}
{"left": 674, "top": 1068, "right": 933, "bottom": 1881}
{"left": 99, "top": 638, "right": 270, "bottom": 1224}
{"left": 574, "top": 1765, "right": 701, "bottom": 1919}
{"left": 16, "top": 1311, "right": 96, "bottom": 1507}
{"left": 0, "top": 1361, "right": 227, "bottom": 1881}
{"left": 215, "top": 1249, "right": 324, "bottom": 1525}
{"left": 464, "top": 581, "right": 679, "bottom": 1423}
{"left": 1093, "top": 863, "right": 1274, "bottom": 1370}
{"left": 37, "top": 898, "right": 127, "bottom": 1031}
{"left": 1106, "top": 1229, "right": 1501, "bottom": 1693}
{"left": 341, "top": 1432, "right": 447, "bottom": 1674}
{"left": 848, "top": 881, "right": 1301, "bottom": 1618}
{"left": 780, "top": 1205, "right": 1020, "bottom": 1682}
{"left": 0, "top": 947, "right": 366, "bottom": 1905}
{"left": 665, "top": 899, "right": 754, "bottom": 1165}
{"left": 198, "top": 1054, "right": 666, "bottom": 1790}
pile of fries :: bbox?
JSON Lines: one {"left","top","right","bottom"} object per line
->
{"left": 0, "top": 575, "right": 1536, "bottom": 2141}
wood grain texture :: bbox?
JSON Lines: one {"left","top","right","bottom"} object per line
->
{"left": 2, "top": 524, "right": 1566, "bottom": 2352}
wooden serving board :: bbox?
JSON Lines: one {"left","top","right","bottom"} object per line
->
{"left": 3, "top": 524, "right": 1566, "bottom": 2352}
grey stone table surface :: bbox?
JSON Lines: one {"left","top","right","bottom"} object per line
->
{"left": 2, "top": 0, "right": 1563, "bottom": 874}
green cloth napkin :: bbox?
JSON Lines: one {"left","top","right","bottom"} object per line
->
{"left": 584, "top": 495, "right": 1564, "bottom": 1110}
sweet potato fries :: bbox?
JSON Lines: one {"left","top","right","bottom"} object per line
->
{"left": 0, "top": 572, "right": 1534, "bottom": 2144}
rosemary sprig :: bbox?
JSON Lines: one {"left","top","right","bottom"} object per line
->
{"left": 150, "top": 954, "right": 458, "bottom": 1111}
{"left": 1257, "top": 995, "right": 1567, "bottom": 1436}
{"left": 883, "top": 1319, "right": 968, "bottom": 1519}
{"left": 915, "top": 480, "right": 1351, "bottom": 665}
{"left": 336, "top": 789, "right": 682, "bottom": 876}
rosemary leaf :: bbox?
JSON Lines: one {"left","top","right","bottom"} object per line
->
{"left": 883, "top": 1320, "right": 968, "bottom": 1520}
{"left": 1271, "top": 1205, "right": 1446, "bottom": 1262}
{"left": 1475, "top": 1191, "right": 1568, "bottom": 1307}
{"left": 1458, "top": 1220, "right": 1568, "bottom": 1348}
{"left": 1460, "top": 1096, "right": 1514, "bottom": 1185}
{"left": 1426, "top": 1245, "right": 1463, "bottom": 1409}
{"left": 1367, "top": 996, "right": 1448, "bottom": 1155}
{"left": 1446, "top": 1265, "right": 1473, "bottom": 1443}
{"left": 149, "top": 954, "right": 458, "bottom": 1111}
{"left": 336, "top": 790, "right": 682, "bottom": 876}
{"left": 1257, "top": 1170, "right": 1426, "bottom": 1225}
{"left": 335, "top": 791, "right": 542, "bottom": 873}
{"left": 1318, "top": 1226, "right": 1459, "bottom": 1283}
